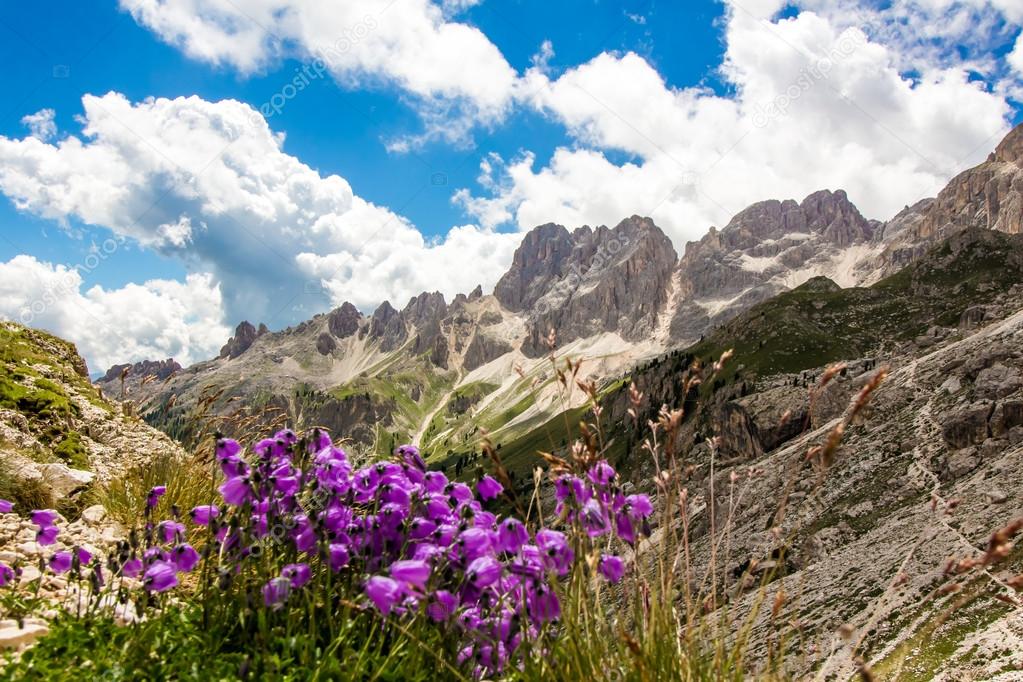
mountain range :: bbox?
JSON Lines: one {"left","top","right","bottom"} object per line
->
{"left": 98, "top": 125, "right": 1023, "bottom": 464}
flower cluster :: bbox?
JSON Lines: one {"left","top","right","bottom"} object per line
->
{"left": 0, "top": 429, "right": 655, "bottom": 678}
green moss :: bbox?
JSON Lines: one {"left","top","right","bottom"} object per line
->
{"left": 53, "top": 431, "right": 90, "bottom": 469}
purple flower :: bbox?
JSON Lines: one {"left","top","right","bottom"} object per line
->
{"left": 497, "top": 518, "right": 529, "bottom": 554}
{"left": 158, "top": 520, "right": 186, "bottom": 544}
{"left": 30, "top": 509, "right": 58, "bottom": 527}
{"left": 263, "top": 577, "right": 291, "bottom": 608}
{"left": 476, "top": 475, "right": 503, "bottom": 501}
{"left": 189, "top": 505, "right": 219, "bottom": 525}
{"left": 0, "top": 563, "right": 12, "bottom": 586}
{"left": 76, "top": 547, "right": 92, "bottom": 565}
{"left": 427, "top": 589, "right": 458, "bottom": 622}
{"left": 282, "top": 563, "right": 311, "bottom": 588}
{"left": 219, "top": 476, "right": 252, "bottom": 506}
{"left": 328, "top": 543, "right": 350, "bottom": 572}
{"left": 536, "top": 529, "right": 573, "bottom": 576}
{"left": 49, "top": 551, "right": 73, "bottom": 574}
{"left": 216, "top": 438, "right": 241, "bottom": 461}
{"left": 143, "top": 560, "right": 179, "bottom": 592}
{"left": 588, "top": 460, "right": 616, "bottom": 487}
{"left": 598, "top": 555, "right": 625, "bottom": 583}
{"left": 580, "top": 499, "right": 610, "bottom": 537}
{"left": 423, "top": 471, "right": 448, "bottom": 494}
{"left": 390, "top": 559, "right": 431, "bottom": 590}
{"left": 0, "top": 499, "right": 13, "bottom": 514}
{"left": 121, "top": 558, "right": 144, "bottom": 578}
{"left": 146, "top": 485, "right": 167, "bottom": 509}
{"left": 625, "top": 494, "right": 654, "bottom": 518}
{"left": 397, "top": 445, "right": 425, "bottom": 472}
{"left": 36, "top": 525, "right": 59, "bottom": 546}
{"left": 458, "top": 527, "right": 492, "bottom": 559}
{"left": 466, "top": 556, "right": 502, "bottom": 588}
{"left": 172, "top": 544, "right": 200, "bottom": 572}
{"left": 365, "top": 575, "right": 402, "bottom": 615}
{"left": 527, "top": 584, "right": 560, "bottom": 623}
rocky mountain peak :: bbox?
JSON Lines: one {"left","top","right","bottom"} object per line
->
{"left": 367, "top": 300, "right": 407, "bottom": 351}
{"left": 493, "top": 223, "right": 575, "bottom": 312}
{"left": 518, "top": 215, "right": 678, "bottom": 355}
{"left": 327, "top": 302, "right": 362, "bottom": 339}
{"left": 993, "top": 123, "right": 1023, "bottom": 165}
{"left": 800, "top": 189, "right": 874, "bottom": 246}
{"left": 100, "top": 358, "right": 181, "bottom": 384}
{"left": 219, "top": 321, "right": 268, "bottom": 360}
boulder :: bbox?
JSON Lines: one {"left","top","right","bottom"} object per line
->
{"left": 39, "top": 463, "right": 94, "bottom": 498}
{"left": 991, "top": 399, "right": 1023, "bottom": 436}
{"left": 940, "top": 402, "right": 993, "bottom": 449}
{"left": 974, "top": 363, "right": 1023, "bottom": 400}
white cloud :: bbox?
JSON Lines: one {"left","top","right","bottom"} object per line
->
{"left": 461, "top": 6, "right": 1014, "bottom": 246}
{"left": 0, "top": 93, "right": 520, "bottom": 330}
{"left": 0, "top": 255, "right": 230, "bottom": 372}
{"left": 121, "top": 0, "right": 517, "bottom": 135}
{"left": 1011, "top": 33, "right": 1023, "bottom": 75}
{"left": 21, "top": 109, "right": 57, "bottom": 142}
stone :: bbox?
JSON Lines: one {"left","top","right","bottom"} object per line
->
{"left": 315, "top": 332, "right": 337, "bottom": 356}
{"left": 1009, "top": 426, "right": 1023, "bottom": 446}
{"left": 19, "top": 565, "right": 41, "bottom": 584}
{"left": 0, "top": 623, "right": 49, "bottom": 650}
{"left": 946, "top": 448, "right": 980, "bottom": 479}
{"left": 991, "top": 399, "right": 1023, "bottom": 436}
{"left": 463, "top": 332, "right": 513, "bottom": 372}
{"left": 979, "top": 438, "right": 1009, "bottom": 459}
{"left": 940, "top": 402, "right": 993, "bottom": 449}
{"left": 39, "top": 463, "right": 94, "bottom": 498}
{"left": 940, "top": 376, "right": 963, "bottom": 394}
{"left": 975, "top": 364, "right": 1023, "bottom": 400}
{"left": 79, "top": 505, "right": 108, "bottom": 526}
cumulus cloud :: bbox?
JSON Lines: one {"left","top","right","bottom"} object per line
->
{"left": 0, "top": 93, "right": 520, "bottom": 329}
{"left": 121, "top": 0, "right": 517, "bottom": 141}
{"left": 0, "top": 255, "right": 230, "bottom": 372}
{"left": 21, "top": 109, "right": 57, "bottom": 142}
{"left": 460, "top": 4, "right": 1014, "bottom": 246}
{"left": 1011, "top": 33, "right": 1023, "bottom": 75}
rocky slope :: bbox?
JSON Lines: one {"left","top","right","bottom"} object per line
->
{"left": 0, "top": 322, "right": 185, "bottom": 645}
{"left": 0, "top": 322, "right": 184, "bottom": 506}
{"left": 477, "top": 226, "right": 1023, "bottom": 678}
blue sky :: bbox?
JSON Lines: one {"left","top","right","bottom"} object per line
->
{"left": 0, "top": 0, "right": 729, "bottom": 293}
{"left": 0, "top": 0, "right": 1020, "bottom": 371}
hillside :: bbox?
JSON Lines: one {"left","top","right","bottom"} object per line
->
{"left": 0, "top": 322, "right": 184, "bottom": 512}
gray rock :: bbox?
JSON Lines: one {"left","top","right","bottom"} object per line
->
{"left": 940, "top": 402, "right": 993, "bottom": 449}
{"left": 218, "top": 321, "right": 267, "bottom": 360}
{"left": 39, "top": 464, "right": 94, "bottom": 498}
{"left": 327, "top": 302, "right": 361, "bottom": 339}
{"left": 975, "top": 363, "right": 1023, "bottom": 399}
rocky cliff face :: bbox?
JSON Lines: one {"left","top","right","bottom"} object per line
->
{"left": 669, "top": 189, "right": 879, "bottom": 344}
{"left": 219, "top": 321, "right": 269, "bottom": 359}
{"left": 495, "top": 216, "right": 678, "bottom": 356}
